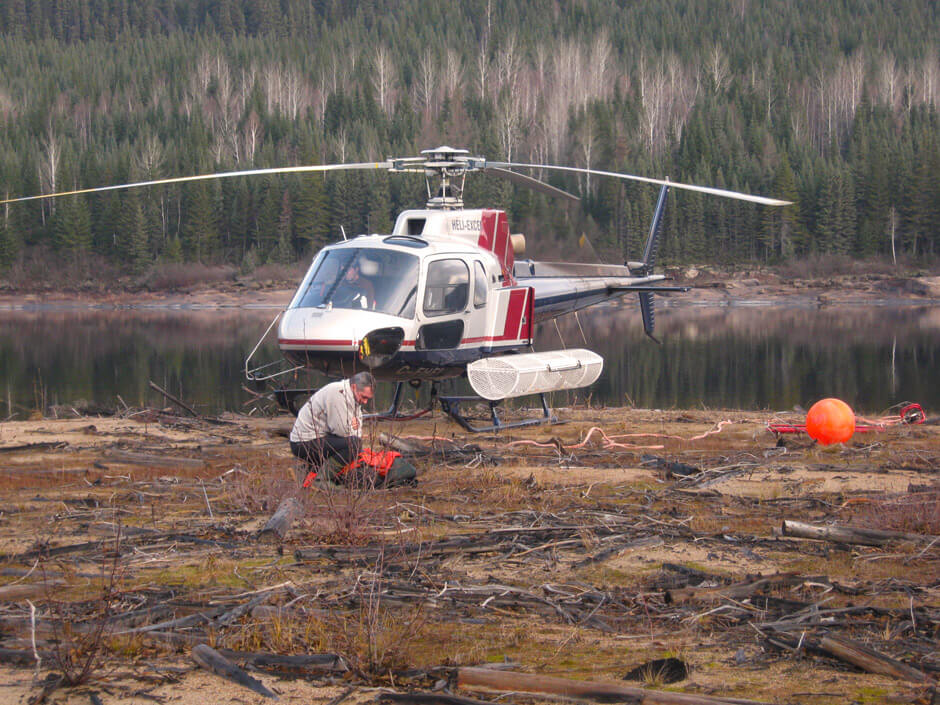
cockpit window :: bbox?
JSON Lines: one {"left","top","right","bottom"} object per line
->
{"left": 423, "top": 259, "right": 470, "bottom": 317}
{"left": 289, "top": 247, "right": 420, "bottom": 318}
{"left": 473, "top": 261, "right": 488, "bottom": 307}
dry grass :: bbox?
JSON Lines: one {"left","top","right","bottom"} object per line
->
{"left": 849, "top": 489, "right": 940, "bottom": 535}
{"left": 0, "top": 409, "right": 936, "bottom": 703}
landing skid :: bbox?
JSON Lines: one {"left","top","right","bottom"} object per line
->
{"left": 437, "top": 391, "right": 558, "bottom": 433}
{"left": 275, "top": 382, "right": 432, "bottom": 421}
{"left": 365, "top": 381, "right": 432, "bottom": 422}
{"left": 273, "top": 381, "right": 558, "bottom": 432}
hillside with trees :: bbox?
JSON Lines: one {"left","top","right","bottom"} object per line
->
{"left": 0, "top": 0, "right": 938, "bottom": 278}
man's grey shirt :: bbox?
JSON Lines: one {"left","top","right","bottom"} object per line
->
{"left": 289, "top": 379, "right": 362, "bottom": 442}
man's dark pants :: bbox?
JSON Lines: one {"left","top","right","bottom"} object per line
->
{"left": 290, "top": 434, "right": 361, "bottom": 481}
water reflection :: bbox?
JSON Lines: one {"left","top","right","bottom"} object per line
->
{"left": 0, "top": 304, "right": 937, "bottom": 416}
{"left": 536, "top": 302, "right": 940, "bottom": 412}
{"left": 0, "top": 309, "right": 281, "bottom": 416}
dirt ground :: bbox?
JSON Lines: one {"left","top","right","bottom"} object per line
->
{"left": 0, "top": 403, "right": 937, "bottom": 705}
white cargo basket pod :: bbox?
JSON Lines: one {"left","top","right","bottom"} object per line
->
{"left": 467, "top": 349, "right": 604, "bottom": 400}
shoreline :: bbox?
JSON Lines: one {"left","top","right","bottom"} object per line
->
{"left": 1, "top": 269, "right": 940, "bottom": 310}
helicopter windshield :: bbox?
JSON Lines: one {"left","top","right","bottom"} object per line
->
{"left": 290, "top": 247, "right": 420, "bottom": 318}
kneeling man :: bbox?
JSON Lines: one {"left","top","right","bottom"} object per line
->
{"left": 289, "top": 371, "right": 375, "bottom": 481}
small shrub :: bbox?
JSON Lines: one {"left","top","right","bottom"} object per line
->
{"left": 145, "top": 262, "right": 236, "bottom": 290}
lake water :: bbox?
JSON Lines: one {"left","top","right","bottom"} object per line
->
{"left": 1, "top": 302, "right": 938, "bottom": 418}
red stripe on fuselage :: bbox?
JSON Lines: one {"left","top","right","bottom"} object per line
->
{"left": 502, "top": 288, "right": 527, "bottom": 340}
{"left": 278, "top": 338, "right": 353, "bottom": 346}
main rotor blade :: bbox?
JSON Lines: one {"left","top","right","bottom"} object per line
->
{"left": 482, "top": 167, "right": 580, "bottom": 204}
{"left": 486, "top": 161, "right": 792, "bottom": 206}
{"left": 0, "top": 161, "right": 393, "bottom": 205}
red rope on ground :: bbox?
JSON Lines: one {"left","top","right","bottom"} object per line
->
{"left": 768, "top": 402, "right": 925, "bottom": 435}
{"left": 507, "top": 419, "right": 735, "bottom": 452}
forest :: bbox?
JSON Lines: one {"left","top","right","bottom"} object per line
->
{"left": 0, "top": 0, "right": 938, "bottom": 276}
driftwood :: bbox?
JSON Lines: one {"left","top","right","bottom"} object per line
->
{"left": 260, "top": 497, "right": 303, "bottom": 539}
{"left": 0, "top": 441, "right": 68, "bottom": 453}
{"left": 818, "top": 634, "right": 936, "bottom": 684}
{"left": 149, "top": 380, "right": 199, "bottom": 417}
{"left": 380, "top": 692, "right": 499, "bottom": 705}
{"left": 457, "top": 666, "right": 774, "bottom": 705}
{"left": 0, "top": 580, "right": 63, "bottom": 601}
{"left": 665, "top": 574, "right": 806, "bottom": 605}
{"left": 191, "top": 643, "right": 279, "bottom": 699}
{"left": 0, "top": 647, "right": 50, "bottom": 665}
{"left": 781, "top": 520, "right": 938, "bottom": 547}
{"left": 765, "top": 631, "right": 935, "bottom": 684}
{"left": 103, "top": 449, "right": 206, "bottom": 469}
{"left": 574, "top": 535, "right": 664, "bottom": 567}
{"left": 216, "top": 649, "right": 346, "bottom": 673}
{"left": 114, "top": 607, "right": 227, "bottom": 635}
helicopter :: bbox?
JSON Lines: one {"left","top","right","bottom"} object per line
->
{"left": 2, "top": 146, "right": 790, "bottom": 431}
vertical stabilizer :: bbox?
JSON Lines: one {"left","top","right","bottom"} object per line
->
{"left": 633, "top": 184, "right": 669, "bottom": 342}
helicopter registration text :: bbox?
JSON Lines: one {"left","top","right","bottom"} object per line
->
{"left": 451, "top": 218, "right": 481, "bottom": 232}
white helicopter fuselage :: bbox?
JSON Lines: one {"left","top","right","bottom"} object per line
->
{"left": 276, "top": 207, "right": 665, "bottom": 381}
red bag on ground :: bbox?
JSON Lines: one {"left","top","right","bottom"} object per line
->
{"left": 303, "top": 449, "right": 416, "bottom": 488}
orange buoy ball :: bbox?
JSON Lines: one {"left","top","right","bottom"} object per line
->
{"left": 805, "top": 398, "right": 856, "bottom": 445}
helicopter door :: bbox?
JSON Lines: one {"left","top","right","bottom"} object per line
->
{"left": 416, "top": 258, "right": 472, "bottom": 350}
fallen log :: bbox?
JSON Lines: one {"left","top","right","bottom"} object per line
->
{"left": 457, "top": 666, "right": 774, "bottom": 705}
{"left": 818, "top": 634, "right": 935, "bottom": 684}
{"left": 0, "top": 647, "right": 51, "bottom": 665}
{"left": 103, "top": 450, "right": 206, "bottom": 470}
{"left": 574, "top": 535, "right": 664, "bottom": 568}
{"left": 380, "top": 692, "right": 498, "bottom": 705}
{"left": 0, "top": 580, "right": 64, "bottom": 601}
{"left": 665, "top": 574, "right": 805, "bottom": 605}
{"left": 0, "top": 441, "right": 68, "bottom": 453}
{"left": 379, "top": 432, "right": 424, "bottom": 454}
{"left": 216, "top": 649, "right": 346, "bottom": 673}
{"left": 781, "top": 520, "right": 938, "bottom": 547}
{"left": 260, "top": 497, "right": 302, "bottom": 539}
{"left": 149, "top": 380, "right": 199, "bottom": 417}
{"left": 192, "top": 643, "right": 279, "bottom": 699}
{"left": 660, "top": 563, "right": 730, "bottom": 586}
{"left": 113, "top": 607, "right": 227, "bottom": 635}
{"left": 764, "top": 631, "right": 935, "bottom": 684}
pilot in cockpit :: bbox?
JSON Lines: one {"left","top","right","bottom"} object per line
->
{"left": 333, "top": 258, "right": 376, "bottom": 309}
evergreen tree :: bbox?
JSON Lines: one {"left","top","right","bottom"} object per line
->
{"left": 267, "top": 190, "right": 294, "bottom": 264}
{"left": 182, "top": 183, "right": 220, "bottom": 262}
{"left": 0, "top": 216, "right": 17, "bottom": 268}
{"left": 368, "top": 173, "right": 393, "bottom": 233}
{"left": 118, "top": 193, "right": 150, "bottom": 273}
{"left": 292, "top": 174, "right": 328, "bottom": 255}
{"left": 761, "top": 153, "right": 801, "bottom": 259}
{"left": 52, "top": 195, "right": 93, "bottom": 254}
{"left": 254, "top": 180, "right": 281, "bottom": 258}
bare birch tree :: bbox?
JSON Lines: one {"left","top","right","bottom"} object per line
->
{"left": 706, "top": 45, "right": 730, "bottom": 92}
{"left": 494, "top": 34, "right": 521, "bottom": 98}
{"left": 442, "top": 47, "right": 464, "bottom": 101}
{"left": 919, "top": 47, "right": 939, "bottom": 108}
{"left": 242, "top": 110, "right": 263, "bottom": 164}
{"left": 38, "top": 128, "right": 60, "bottom": 222}
{"left": 876, "top": 53, "right": 901, "bottom": 112}
{"left": 475, "top": 44, "right": 489, "bottom": 99}
{"left": 576, "top": 110, "right": 596, "bottom": 194}
{"left": 416, "top": 48, "right": 438, "bottom": 117}
{"left": 496, "top": 90, "right": 524, "bottom": 161}
{"left": 372, "top": 46, "right": 395, "bottom": 115}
